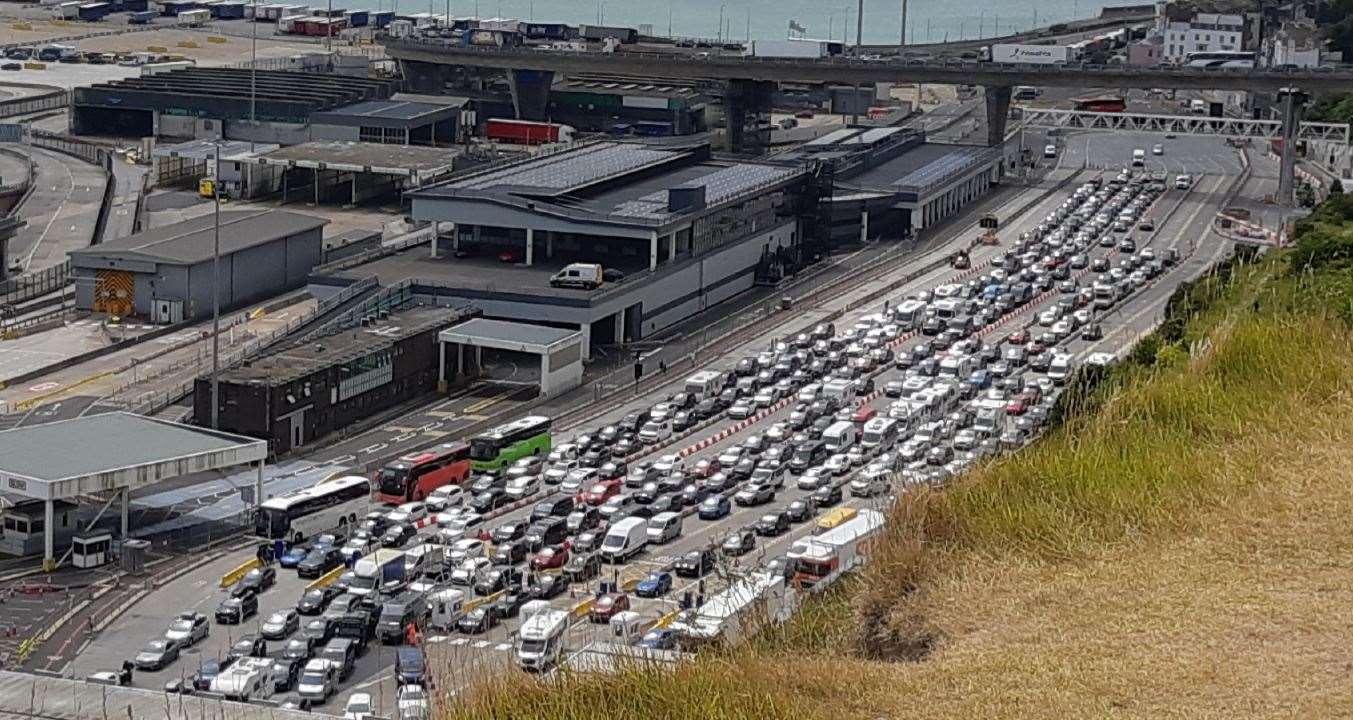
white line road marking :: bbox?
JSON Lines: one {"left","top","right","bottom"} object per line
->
{"left": 358, "top": 443, "right": 387, "bottom": 455}
{"left": 328, "top": 455, "right": 356, "bottom": 465}
{"left": 391, "top": 433, "right": 417, "bottom": 443}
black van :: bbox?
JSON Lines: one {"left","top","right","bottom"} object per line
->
{"left": 334, "top": 607, "right": 376, "bottom": 648}
{"left": 788, "top": 440, "right": 826, "bottom": 473}
{"left": 377, "top": 595, "right": 430, "bottom": 645}
{"left": 395, "top": 647, "right": 427, "bottom": 686}
{"left": 319, "top": 638, "right": 358, "bottom": 681}
{"left": 524, "top": 517, "right": 568, "bottom": 550}
{"left": 530, "top": 496, "right": 574, "bottom": 522}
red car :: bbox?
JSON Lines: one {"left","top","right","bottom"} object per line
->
{"left": 498, "top": 249, "right": 523, "bottom": 263}
{"left": 583, "top": 479, "right": 622, "bottom": 506}
{"left": 531, "top": 546, "right": 569, "bottom": 571}
{"left": 851, "top": 405, "right": 877, "bottom": 424}
{"left": 588, "top": 592, "right": 630, "bottom": 623}
{"left": 1006, "top": 397, "right": 1028, "bottom": 415}
{"left": 691, "top": 458, "right": 720, "bottom": 479}
{"left": 1007, "top": 329, "right": 1029, "bottom": 345}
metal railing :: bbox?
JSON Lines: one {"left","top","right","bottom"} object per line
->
{"left": 0, "top": 90, "right": 67, "bottom": 119}
{"left": 0, "top": 262, "right": 69, "bottom": 307}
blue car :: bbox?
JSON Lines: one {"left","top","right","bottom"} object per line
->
{"left": 697, "top": 495, "right": 731, "bottom": 520}
{"left": 635, "top": 571, "right": 673, "bottom": 599}
{"left": 278, "top": 544, "right": 309, "bottom": 569}
{"left": 637, "top": 628, "right": 677, "bottom": 650}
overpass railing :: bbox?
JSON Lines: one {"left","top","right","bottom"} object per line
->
{"left": 385, "top": 37, "right": 1353, "bottom": 86}
{"left": 1019, "top": 107, "right": 1351, "bottom": 144}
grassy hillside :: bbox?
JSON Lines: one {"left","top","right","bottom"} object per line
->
{"left": 442, "top": 195, "right": 1353, "bottom": 720}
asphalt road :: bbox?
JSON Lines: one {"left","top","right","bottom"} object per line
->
{"left": 6, "top": 146, "right": 104, "bottom": 274}
{"left": 64, "top": 144, "right": 1243, "bottom": 715}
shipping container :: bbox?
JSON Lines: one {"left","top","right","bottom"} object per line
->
{"left": 464, "top": 28, "right": 519, "bottom": 47}
{"left": 343, "top": 8, "right": 367, "bottom": 26}
{"left": 119, "top": 0, "right": 148, "bottom": 11}
{"left": 369, "top": 9, "right": 393, "bottom": 27}
{"left": 988, "top": 43, "right": 1071, "bottom": 65}
{"left": 127, "top": 9, "right": 156, "bottom": 22}
{"left": 578, "top": 23, "right": 636, "bottom": 43}
{"left": 52, "top": 1, "right": 81, "bottom": 19}
{"left": 312, "top": 6, "right": 343, "bottom": 16}
{"left": 159, "top": 0, "right": 198, "bottom": 15}
{"left": 477, "top": 16, "right": 521, "bottom": 33}
{"left": 632, "top": 121, "right": 673, "bottom": 137}
{"left": 485, "top": 118, "right": 575, "bottom": 145}
{"left": 523, "top": 21, "right": 570, "bottom": 40}
{"left": 278, "top": 4, "right": 306, "bottom": 18}
{"left": 210, "top": 1, "right": 244, "bottom": 18}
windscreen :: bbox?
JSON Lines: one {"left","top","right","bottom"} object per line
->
{"left": 377, "top": 467, "right": 410, "bottom": 497}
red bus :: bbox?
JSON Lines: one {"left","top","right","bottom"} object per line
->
{"left": 1073, "top": 96, "right": 1126, "bottom": 113}
{"left": 374, "top": 442, "right": 472, "bottom": 504}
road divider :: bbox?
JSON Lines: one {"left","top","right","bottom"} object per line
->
{"left": 569, "top": 596, "right": 596, "bottom": 620}
{"left": 305, "top": 565, "right": 344, "bottom": 593}
{"left": 219, "top": 557, "right": 260, "bottom": 588}
{"left": 463, "top": 588, "right": 504, "bottom": 613}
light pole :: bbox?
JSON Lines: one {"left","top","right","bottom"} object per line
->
{"left": 855, "top": 0, "right": 862, "bottom": 48}
{"left": 209, "top": 142, "right": 221, "bottom": 430}
{"left": 899, "top": 0, "right": 907, "bottom": 45}
{"left": 718, "top": 4, "right": 725, "bottom": 43}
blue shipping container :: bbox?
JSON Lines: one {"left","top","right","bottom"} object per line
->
{"left": 160, "top": 1, "right": 197, "bottom": 15}
{"left": 128, "top": 9, "right": 156, "bottom": 22}
{"left": 78, "top": 2, "right": 111, "bottom": 20}
{"left": 370, "top": 10, "right": 393, "bottom": 27}
{"left": 344, "top": 9, "right": 367, "bottom": 26}
{"left": 212, "top": 2, "right": 244, "bottom": 17}
{"left": 121, "top": 0, "right": 148, "bottom": 10}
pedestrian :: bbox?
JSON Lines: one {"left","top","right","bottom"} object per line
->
{"left": 659, "top": 359, "right": 667, "bottom": 374}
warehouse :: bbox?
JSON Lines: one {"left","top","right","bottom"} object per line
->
{"left": 68, "top": 209, "right": 327, "bottom": 321}
{"left": 546, "top": 75, "right": 709, "bottom": 136}
{"left": 310, "top": 98, "right": 463, "bottom": 146}
{"left": 379, "top": 139, "right": 813, "bottom": 353}
{"left": 71, "top": 67, "right": 396, "bottom": 143}
{"left": 193, "top": 305, "right": 479, "bottom": 454}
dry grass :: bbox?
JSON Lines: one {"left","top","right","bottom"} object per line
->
{"left": 444, "top": 250, "right": 1353, "bottom": 720}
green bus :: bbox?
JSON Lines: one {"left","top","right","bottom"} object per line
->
{"left": 469, "top": 415, "right": 553, "bottom": 471}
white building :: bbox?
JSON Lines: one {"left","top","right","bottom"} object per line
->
{"left": 1160, "top": 13, "right": 1245, "bottom": 63}
{"left": 1265, "top": 21, "right": 1321, "bottom": 68}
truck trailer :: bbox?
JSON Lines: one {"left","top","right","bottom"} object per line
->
{"left": 485, "top": 118, "right": 575, "bottom": 145}
{"left": 350, "top": 549, "right": 406, "bottom": 596}
{"left": 988, "top": 43, "right": 1071, "bottom": 65}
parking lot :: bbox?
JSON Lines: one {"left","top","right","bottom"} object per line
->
{"left": 64, "top": 133, "right": 1240, "bottom": 717}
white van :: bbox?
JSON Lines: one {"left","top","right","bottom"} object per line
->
{"left": 638, "top": 419, "right": 673, "bottom": 444}
{"left": 1048, "top": 353, "right": 1074, "bottom": 385}
{"left": 1132, "top": 148, "right": 1146, "bottom": 167}
{"left": 683, "top": 371, "right": 724, "bottom": 398}
{"left": 860, "top": 417, "right": 898, "bottom": 451}
{"left": 892, "top": 299, "right": 927, "bottom": 330}
{"left": 822, "top": 420, "right": 858, "bottom": 454}
{"left": 600, "top": 516, "right": 647, "bottom": 563}
{"left": 645, "top": 512, "right": 683, "bottom": 544}
{"left": 1044, "top": 144, "right": 1057, "bottom": 159}
{"left": 549, "top": 262, "right": 604, "bottom": 290}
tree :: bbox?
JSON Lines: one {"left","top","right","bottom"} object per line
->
{"left": 1331, "top": 179, "right": 1345, "bottom": 195}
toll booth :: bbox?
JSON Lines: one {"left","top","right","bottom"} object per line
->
{"left": 71, "top": 533, "right": 113, "bottom": 568}
{"left": 0, "top": 500, "right": 78, "bottom": 558}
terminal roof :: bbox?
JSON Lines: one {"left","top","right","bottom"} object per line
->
{"left": 440, "top": 318, "right": 580, "bottom": 351}
{"left": 0, "top": 413, "right": 266, "bottom": 501}
{"left": 70, "top": 209, "right": 327, "bottom": 266}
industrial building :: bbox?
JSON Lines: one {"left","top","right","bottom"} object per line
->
{"left": 775, "top": 127, "right": 1004, "bottom": 242}
{"left": 545, "top": 75, "right": 709, "bottom": 136}
{"left": 194, "top": 304, "right": 479, "bottom": 454}
{"left": 68, "top": 209, "right": 326, "bottom": 321}
{"left": 309, "top": 98, "right": 462, "bottom": 145}
{"left": 71, "top": 67, "right": 398, "bottom": 143}
{"left": 399, "top": 139, "right": 811, "bottom": 351}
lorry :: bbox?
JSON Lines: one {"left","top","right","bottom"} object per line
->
{"left": 350, "top": 549, "right": 406, "bottom": 596}
{"left": 742, "top": 38, "right": 834, "bottom": 59}
{"left": 485, "top": 118, "right": 576, "bottom": 145}
{"left": 989, "top": 43, "right": 1071, "bottom": 65}
{"left": 515, "top": 608, "right": 570, "bottom": 671}
{"left": 786, "top": 508, "right": 885, "bottom": 589}
{"left": 669, "top": 571, "right": 798, "bottom": 647}
{"left": 578, "top": 23, "right": 637, "bottom": 43}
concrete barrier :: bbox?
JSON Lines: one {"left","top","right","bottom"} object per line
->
{"left": 569, "top": 597, "right": 595, "bottom": 620}
{"left": 463, "top": 589, "right": 503, "bottom": 613}
{"left": 305, "top": 565, "right": 344, "bottom": 593}
{"left": 219, "top": 557, "right": 260, "bottom": 588}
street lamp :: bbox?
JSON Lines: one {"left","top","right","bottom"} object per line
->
{"left": 209, "top": 142, "right": 221, "bottom": 430}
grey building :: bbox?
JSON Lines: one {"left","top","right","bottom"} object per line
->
{"left": 69, "top": 209, "right": 327, "bottom": 321}
{"left": 310, "top": 98, "right": 462, "bottom": 146}
{"left": 401, "top": 140, "right": 811, "bottom": 351}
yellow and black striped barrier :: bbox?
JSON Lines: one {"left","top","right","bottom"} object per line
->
{"left": 219, "top": 557, "right": 260, "bottom": 588}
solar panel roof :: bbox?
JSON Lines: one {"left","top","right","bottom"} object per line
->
{"left": 449, "top": 142, "right": 682, "bottom": 195}
{"left": 611, "top": 163, "right": 800, "bottom": 219}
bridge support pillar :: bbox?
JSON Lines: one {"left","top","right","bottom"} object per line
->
{"left": 400, "top": 60, "right": 452, "bottom": 94}
{"left": 508, "top": 69, "right": 555, "bottom": 121}
{"left": 724, "top": 79, "right": 775, "bottom": 154}
{"left": 984, "top": 86, "right": 1012, "bottom": 148}
{"left": 1276, "top": 87, "right": 1309, "bottom": 207}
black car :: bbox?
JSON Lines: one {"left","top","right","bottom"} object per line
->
{"left": 457, "top": 607, "right": 498, "bottom": 635}
{"left": 474, "top": 567, "right": 523, "bottom": 596}
{"left": 297, "top": 548, "right": 343, "bottom": 579}
{"left": 530, "top": 497, "right": 574, "bottom": 522}
{"left": 297, "top": 586, "right": 343, "bottom": 616}
{"left": 272, "top": 655, "right": 305, "bottom": 692}
{"left": 490, "top": 590, "right": 530, "bottom": 620}
{"left": 785, "top": 499, "right": 815, "bottom": 523}
{"left": 618, "top": 410, "right": 650, "bottom": 434}
{"left": 491, "top": 540, "right": 529, "bottom": 566}
{"left": 381, "top": 523, "right": 418, "bottom": 548}
{"left": 693, "top": 398, "right": 721, "bottom": 419}
{"left": 215, "top": 594, "right": 258, "bottom": 624}
{"left": 377, "top": 595, "right": 430, "bottom": 644}
{"left": 227, "top": 635, "right": 268, "bottom": 662}
{"left": 674, "top": 546, "right": 717, "bottom": 578}
{"left": 192, "top": 658, "right": 232, "bottom": 691}
{"left": 360, "top": 511, "right": 391, "bottom": 537}
{"left": 679, "top": 484, "right": 709, "bottom": 508}
{"left": 524, "top": 516, "right": 568, "bottom": 550}
{"left": 755, "top": 511, "right": 792, "bottom": 537}
{"left": 810, "top": 483, "right": 843, "bottom": 507}
{"left": 492, "top": 522, "right": 527, "bottom": 544}
{"left": 239, "top": 566, "right": 276, "bottom": 595}
{"left": 528, "top": 574, "right": 568, "bottom": 600}
{"left": 470, "top": 488, "right": 510, "bottom": 514}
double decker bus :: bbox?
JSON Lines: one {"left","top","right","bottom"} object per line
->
{"left": 255, "top": 475, "right": 370, "bottom": 542}
{"left": 469, "top": 416, "right": 552, "bottom": 471}
{"left": 374, "top": 442, "right": 473, "bottom": 504}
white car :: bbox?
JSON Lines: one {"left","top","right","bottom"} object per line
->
{"left": 1151, "top": 143, "right": 1164, "bottom": 155}
{"left": 727, "top": 400, "right": 754, "bottom": 419}
{"left": 450, "top": 557, "right": 491, "bottom": 587}
{"left": 717, "top": 446, "right": 745, "bottom": 466}
{"left": 504, "top": 475, "right": 541, "bottom": 500}
{"left": 1038, "top": 308, "right": 1061, "bottom": 327}
{"left": 542, "top": 460, "right": 577, "bottom": 484}
{"left": 398, "top": 683, "right": 430, "bottom": 720}
{"left": 823, "top": 453, "right": 851, "bottom": 476}
{"left": 386, "top": 501, "right": 427, "bottom": 525}
{"left": 752, "top": 388, "right": 777, "bottom": 408}
{"left": 1051, "top": 319, "right": 1074, "bottom": 340}
{"left": 345, "top": 692, "right": 375, "bottom": 720}
{"left": 796, "top": 467, "right": 830, "bottom": 491}
{"left": 426, "top": 485, "right": 463, "bottom": 512}
{"left": 1175, "top": 174, "right": 1192, "bottom": 189}
{"left": 448, "top": 538, "right": 485, "bottom": 563}
{"left": 652, "top": 454, "right": 685, "bottom": 476}
{"left": 953, "top": 429, "right": 979, "bottom": 451}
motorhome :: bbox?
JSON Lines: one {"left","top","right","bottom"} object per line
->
{"left": 821, "top": 421, "right": 857, "bottom": 454}
{"left": 859, "top": 417, "right": 899, "bottom": 451}
{"left": 516, "top": 608, "right": 570, "bottom": 671}
{"left": 788, "top": 508, "right": 886, "bottom": 589}
{"left": 683, "top": 370, "right": 724, "bottom": 398}
{"left": 669, "top": 572, "right": 798, "bottom": 646}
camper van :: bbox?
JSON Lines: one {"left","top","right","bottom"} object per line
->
{"left": 549, "top": 263, "right": 603, "bottom": 290}
{"left": 428, "top": 588, "right": 466, "bottom": 630}
{"left": 516, "top": 608, "right": 570, "bottom": 671}
{"left": 822, "top": 421, "right": 858, "bottom": 454}
{"left": 683, "top": 370, "right": 724, "bottom": 399}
